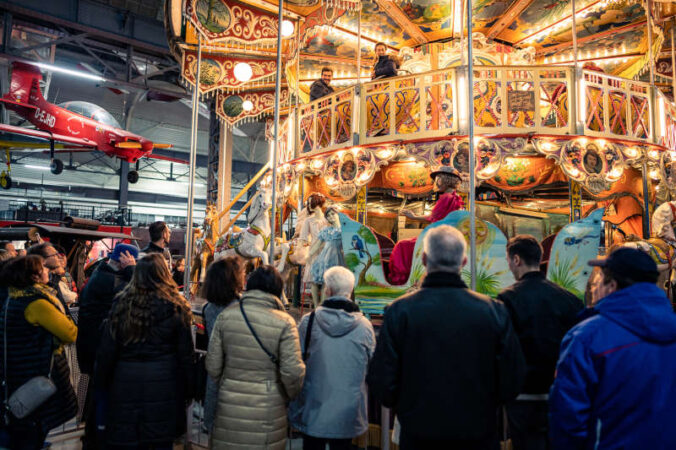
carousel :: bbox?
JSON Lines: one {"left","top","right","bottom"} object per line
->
{"left": 165, "top": 0, "right": 676, "bottom": 315}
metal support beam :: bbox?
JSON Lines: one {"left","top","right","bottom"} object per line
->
{"left": 207, "top": 100, "right": 219, "bottom": 205}
{"left": 1, "top": 12, "right": 12, "bottom": 54}
{"left": 119, "top": 160, "right": 129, "bottom": 208}
{"left": 17, "top": 32, "right": 88, "bottom": 54}
{"left": 0, "top": 0, "right": 169, "bottom": 55}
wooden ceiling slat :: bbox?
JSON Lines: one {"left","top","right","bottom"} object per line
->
{"left": 486, "top": 0, "right": 535, "bottom": 40}
{"left": 373, "top": 0, "right": 428, "bottom": 45}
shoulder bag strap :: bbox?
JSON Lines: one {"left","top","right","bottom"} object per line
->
{"left": 303, "top": 312, "right": 315, "bottom": 361}
{"left": 238, "top": 299, "right": 279, "bottom": 366}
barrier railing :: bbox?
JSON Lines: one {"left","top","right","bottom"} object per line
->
{"left": 299, "top": 87, "right": 356, "bottom": 154}
{"left": 294, "top": 65, "right": 675, "bottom": 156}
{"left": 581, "top": 70, "right": 653, "bottom": 142}
{"left": 360, "top": 67, "right": 458, "bottom": 145}
{"left": 472, "top": 66, "right": 574, "bottom": 135}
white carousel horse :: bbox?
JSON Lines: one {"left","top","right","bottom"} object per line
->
{"left": 215, "top": 188, "right": 272, "bottom": 265}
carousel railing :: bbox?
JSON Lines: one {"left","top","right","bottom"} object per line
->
{"left": 293, "top": 65, "right": 676, "bottom": 156}
{"left": 471, "top": 66, "right": 575, "bottom": 135}
{"left": 298, "top": 86, "right": 357, "bottom": 154}
{"left": 360, "top": 67, "right": 459, "bottom": 145}
{"left": 581, "top": 69, "right": 653, "bottom": 142}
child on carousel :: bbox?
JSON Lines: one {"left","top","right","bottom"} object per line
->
{"left": 389, "top": 166, "right": 464, "bottom": 284}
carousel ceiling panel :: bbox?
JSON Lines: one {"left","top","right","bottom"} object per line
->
{"left": 540, "top": 26, "right": 647, "bottom": 60}
{"left": 473, "top": 0, "right": 520, "bottom": 34}
{"left": 497, "top": 0, "right": 597, "bottom": 44}
{"left": 302, "top": 27, "right": 362, "bottom": 59}
{"left": 516, "top": 1, "right": 646, "bottom": 50}
{"left": 394, "top": 0, "right": 451, "bottom": 38}
{"left": 334, "top": 2, "right": 412, "bottom": 47}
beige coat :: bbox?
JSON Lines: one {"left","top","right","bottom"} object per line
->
{"left": 205, "top": 290, "right": 305, "bottom": 449}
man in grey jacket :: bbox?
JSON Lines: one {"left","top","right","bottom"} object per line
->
{"left": 289, "top": 266, "right": 376, "bottom": 450}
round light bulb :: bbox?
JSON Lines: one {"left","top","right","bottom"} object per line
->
{"left": 242, "top": 100, "right": 254, "bottom": 111}
{"left": 233, "top": 62, "right": 253, "bottom": 82}
{"left": 281, "top": 20, "right": 294, "bottom": 37}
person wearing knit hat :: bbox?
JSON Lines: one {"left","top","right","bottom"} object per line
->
{"left": 110, "top": 243, "right": 139, "bottom": 262}
{"left": 77, "top": 242, "right": 137, "bottom": 449}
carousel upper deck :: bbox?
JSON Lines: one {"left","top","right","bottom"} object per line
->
{"left": 292, "top": 65, "right": 673, "bottom": 155}
{"left": 265, "top": 63, "right": 676, "bottom": 202}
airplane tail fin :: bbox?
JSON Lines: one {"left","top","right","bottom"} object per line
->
{"left": 4, "top": 62, "right": 44, "bottom": 106}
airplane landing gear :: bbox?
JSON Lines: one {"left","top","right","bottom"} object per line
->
{"left": 127, "top": 170, "right": 139, "bottom": 183}
{"left": 50, "top": 158, "right": 63, "bottom": 175}
{"left": 0, "top": 172, "right": 11, "bottom": 190}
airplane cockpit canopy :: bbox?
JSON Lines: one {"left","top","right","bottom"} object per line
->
{"left": 59, "top": 101, "right": 122, "bottom": 129}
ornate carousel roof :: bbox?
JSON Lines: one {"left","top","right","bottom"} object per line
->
{"left": 167, "top": 0, "right": 674, "bottom": 100}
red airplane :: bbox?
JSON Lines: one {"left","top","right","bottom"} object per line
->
{"left": 0, "top": 61, "right": 184, "bottom": 189}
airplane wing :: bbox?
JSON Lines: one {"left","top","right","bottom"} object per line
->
{"left": 146, "top": 153, "right": 188, "bottom": 165}
{"left": 0, "top": 124, "right": 96, "bottom": 148}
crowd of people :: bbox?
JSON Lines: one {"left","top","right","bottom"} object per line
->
{"left": 0, "top": 218, "right": 675, "bottom": 450}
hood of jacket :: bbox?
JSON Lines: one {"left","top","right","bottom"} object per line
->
{"left": 315, "top": 296, "right": 361, "bottom": 337}
{"left": 596, "top": 282, "right": 676, "bottom": 343}
{"left": 240, "top": 289, "right": 286, "bottom": 311}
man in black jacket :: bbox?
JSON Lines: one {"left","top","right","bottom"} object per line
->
{"left": 371, "top": 42, "right": 398, "bottom": 80}
{"left": 497, "top": 235, "right": 583, "bottom": 450}
{"left": 141, "top": 220, "right": 172, "bottom": 266}
{"left": 368, "top": 225, "right": 525, "bottom": 450}
{"left": 309, "top": 67, "right": 335, "bottom": 101}
{"left": 77, "top": 243, "right": 137, "bottom": 449}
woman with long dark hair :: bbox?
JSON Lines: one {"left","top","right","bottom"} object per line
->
{"left": 96, "top": 253, "right": 194, "bottom": 449}
{"left": 201, "top": 256, "right": 245, "bottom": 432}
{"left": 0, "top": 255, "right": 78, "bottom": 449}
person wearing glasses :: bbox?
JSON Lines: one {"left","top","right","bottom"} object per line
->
{"left": 27, "top": 243, "right": 73, "bottom": 311}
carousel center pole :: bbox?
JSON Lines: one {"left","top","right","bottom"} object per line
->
{"left": 572, "top": 0, "right": 578, "bottom": 68}
{"left": 183, "top": 35, "right": 202, "bottom": 293}
{"left": 671, "top": 22, "right": 676, "bottom": 96}
{"left": 466, "top": 0, "right": 476, "bottom": 290}
{"left": 269, "top": 0, "right": 284, "bottom": 263}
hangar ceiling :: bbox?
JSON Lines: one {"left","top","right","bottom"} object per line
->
{"left": 0, "top": 0, "right": 269, "bottom": 225}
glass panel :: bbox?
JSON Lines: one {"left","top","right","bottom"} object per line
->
{"left": 334, "top": 101, "right": 352, "bottom": 144}
{"left": 608, "top": 91, "right": 627, "bottom": 136}
{"left": 631, "top": 95, "right": 650, "bottom": 139}
{"left": 395, "top": 88, "right": 420, "bottom": 135}
{"left": 316, "top": 108, "right": 332, "bottom": 148}
{"left": 507, "top": 81, "right": 535, "bottom": 128}
{"left": 474, "top": 80, "right": 501, "bottom": 127}
{"left": 425, "top": 83, "right": 453, "bottom": 131}
{"left": 365, "top": 93, "right": 390, "bottom": 137}
{"left": 300, "top": 115, "right": 315, "bottom": 153}
{"left": 540, "top": 81, "right": 568, "bottom": 128}
{"left": 585, "top": 86, "right": 605, "bottom": 132}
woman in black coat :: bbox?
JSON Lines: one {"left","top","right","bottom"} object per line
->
{"left": 96, "top": 253, "right": 194, "bottom": 449}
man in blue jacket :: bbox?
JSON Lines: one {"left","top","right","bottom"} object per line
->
{"left": 549, "top": 247, "right": 676, "bottom": 450}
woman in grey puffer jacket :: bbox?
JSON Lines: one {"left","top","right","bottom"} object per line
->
{"left": 206, "top": 265, "right": 305, "bottom": 450}
{"left": 201, "top": 256, "right": 245, "bottom": 432}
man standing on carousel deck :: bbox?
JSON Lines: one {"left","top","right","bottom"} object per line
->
{"left": 310, "top": 67, "right": 335, "bottom": 101}
{"left": 368, "top": 225, "right": 525, "bottom": 450}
